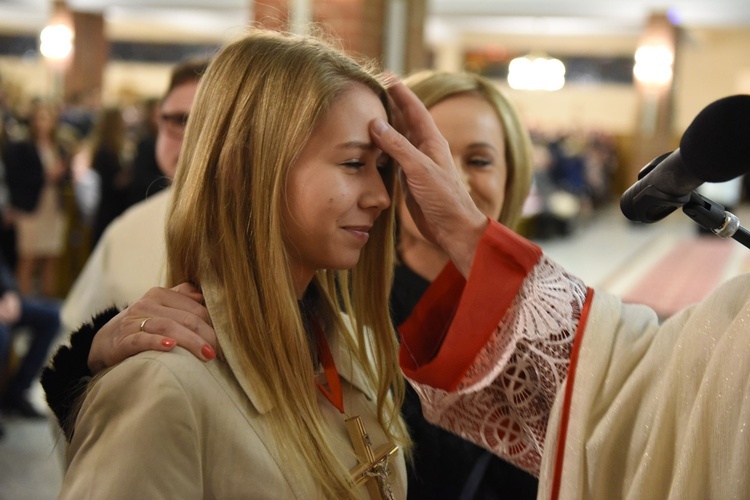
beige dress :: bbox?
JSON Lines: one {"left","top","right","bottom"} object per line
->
{"left": 15, "top": 144, "right": 67, "bottom": 257}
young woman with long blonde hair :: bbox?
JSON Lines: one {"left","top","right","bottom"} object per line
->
{"left": 60, "top": 30, "right": 411, "bottom": 499}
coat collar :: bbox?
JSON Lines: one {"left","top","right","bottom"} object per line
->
{"left": 202, "top": 280, "right": 376, "bottom": 415}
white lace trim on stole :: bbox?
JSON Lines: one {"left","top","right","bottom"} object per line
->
{"left": 407, "top": 256, "right": 588, "bottom": 476}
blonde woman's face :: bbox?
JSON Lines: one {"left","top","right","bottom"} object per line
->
{"left": 284, "top": 83, "right": 391, "bottom": 296}
{"left": 398, "top": 93, "right": 508, "bottom": 244}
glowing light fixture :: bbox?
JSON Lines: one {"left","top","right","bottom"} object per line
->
{"left": 40, "top": 1, "right": 74, "bottom": 63}
{"left": 507, "top": 54, "right": 566, "bottom": 91}
{"left": 40, "top": 24, "right": 73, "bottom": 60}
{"left": 633, "top": 45, "right": 673, "bottom": 86}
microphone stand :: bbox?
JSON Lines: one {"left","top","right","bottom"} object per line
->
{"left": 682, "top": 191, "right": 750, "bottom": 249}
{"left": 620, "top": 157, "right": 750, "bottom": 248}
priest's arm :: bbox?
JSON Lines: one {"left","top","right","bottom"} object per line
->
{"left": 399, "top": 219, "right": 750, "bottom": 499}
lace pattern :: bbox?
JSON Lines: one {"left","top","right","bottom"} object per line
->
{"left": 407, "top": 256, "right": 587, "bottom": 476}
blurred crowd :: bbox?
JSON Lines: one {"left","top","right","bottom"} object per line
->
{"left": 0, "top": 80, "right": 167, "bottom": 298}
{"left": 0, "top": 78, "right": 629, "bottom": 303}
{"left": 0, "top": 75, "right": 166, "bottom": 437}
{"left": 521, "top": 128, "right": 620, "bottom": 240}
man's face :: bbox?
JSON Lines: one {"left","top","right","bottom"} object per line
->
{"left": 155, "top": 80, "right": 199, "bottom": 178}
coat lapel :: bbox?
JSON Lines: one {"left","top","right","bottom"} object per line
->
{"left": 202, "top": 280, "right": 274, "bottom": 414}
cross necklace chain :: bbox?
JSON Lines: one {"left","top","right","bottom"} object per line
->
{"left": 314, "top": 324, "right": 398, "bottom": 499}
{"left": 345, "top": 415, "right": 398, "bottom": 499}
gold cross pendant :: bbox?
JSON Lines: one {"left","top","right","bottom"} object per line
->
{"left": 346, "top": 415, "right": 398, "bottom": 500}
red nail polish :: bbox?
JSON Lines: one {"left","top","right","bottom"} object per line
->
{"left": 201, "top": 344, "right": 216, "bottom": 360}
{"left": 162, "top": 338, "right": 176, "bottom": 348}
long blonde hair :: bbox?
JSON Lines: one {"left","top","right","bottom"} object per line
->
{"left": 404, "top": 70, "right": 534, "bottom": 229}
{"left": 166, "top": 30, "right": 408, "bottom": 497}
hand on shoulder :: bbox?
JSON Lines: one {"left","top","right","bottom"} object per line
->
{"left": 88, "top": 282, "right": 220, "bottom": 374}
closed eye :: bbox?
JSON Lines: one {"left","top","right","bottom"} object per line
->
{"left": 467, "top": 156, "right": 494, "bottom": 168}
{"left": 342, "top": 160, "right": 366, "bottom": 169}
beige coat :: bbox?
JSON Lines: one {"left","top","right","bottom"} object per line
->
{"left": 61, "top": 283, "right": 407, "bottom": 499}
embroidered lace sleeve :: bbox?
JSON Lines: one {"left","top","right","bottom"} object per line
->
{"left": 406, "top": 256, "right": 588, "bottom": 476}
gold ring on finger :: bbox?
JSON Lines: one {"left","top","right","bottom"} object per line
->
{"left": 139, "top": 317, "right": 152, "bottom": 332}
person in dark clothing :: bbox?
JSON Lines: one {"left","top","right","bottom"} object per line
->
{"left": 0, "top": 248, "right": 60, "bottom": 423}
{"left": 3, "top": 103, "right": 70, "bottom": 297}
{"left": 0, "top": 120, "right": 16, "bottom": 273}
{"left": 126, "top": 99, "right": 169, "bottom": 207}
{"left": 89, "top": 107, "right": 130, "bottom": 247}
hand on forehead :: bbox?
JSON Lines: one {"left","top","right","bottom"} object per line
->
{"left": 369, "top": 78, "right": 486, "bottom": 273}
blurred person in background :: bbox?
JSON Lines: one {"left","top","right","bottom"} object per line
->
{"left": 89, "top": 107, "right": 131, "bottom": 246}
{"left": 523, "top": 135, "right": 581, "bottom": 240}
{"left": 582, "top": 132, "right": 617, "bottom": 209}
{"left": 0, "top": 111, "right": 16, "bottom": 272}
{"left": 0, "top": 245, "right": 60, "bottom": 423}
{"left": 3, "top": 103, "right": 70, "bottom": 297}
{"left": 126, "top": 97, "right": 167, "bottom": 207}
{"left": 59, "top": 89, "right": 99, "bottom": 143}
{"left": 59, "top": 59, "right": 208, "bottom": 336}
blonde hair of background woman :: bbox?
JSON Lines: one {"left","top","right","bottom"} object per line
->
{"left": 166, "top": 30, "right": 409, "bottom": 498}
{"left": 404, "top": 70, "right": 534, "bottom": 229}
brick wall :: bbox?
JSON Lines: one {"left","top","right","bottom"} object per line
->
{"left": 253, "top": 0, "right": 387, "bottom": 65}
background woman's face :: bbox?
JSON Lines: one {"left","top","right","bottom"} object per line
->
{"left": 398, "top": 93, "right": 508, "bottom": 244}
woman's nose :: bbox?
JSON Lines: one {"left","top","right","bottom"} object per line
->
{"left": 363, "top": 171, "right": 391, "bottom": 211}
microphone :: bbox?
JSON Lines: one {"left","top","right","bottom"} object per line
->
{"left": 620, "top": 94, "right": 750, "bottom": 223}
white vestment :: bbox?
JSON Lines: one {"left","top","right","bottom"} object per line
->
{"left": 61, "top": 189, "right": 171, "bottom": 332}
{"left": 401, "top": 220, "right": 750, "bottom": 499}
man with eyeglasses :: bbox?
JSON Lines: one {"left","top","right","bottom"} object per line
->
{"left": 58, "top": 59, "right": 208, "bottom": 339}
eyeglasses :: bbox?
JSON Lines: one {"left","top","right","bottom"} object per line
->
{"left": 158, "top": 112, "right": 189, "bottom": 139}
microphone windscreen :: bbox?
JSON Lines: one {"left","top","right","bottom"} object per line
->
{"left": 680, "top": 94, "right": 750, "bottom": 182}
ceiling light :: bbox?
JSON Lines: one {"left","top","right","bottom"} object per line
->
{"left": 507, "top": 54, "right": 566, "bottom": 91}
{"left": 633, "top": 45, "right": 673, "bottom": 86}
{"left": 40, "top": 1, "right": 74, "bottom": 63}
